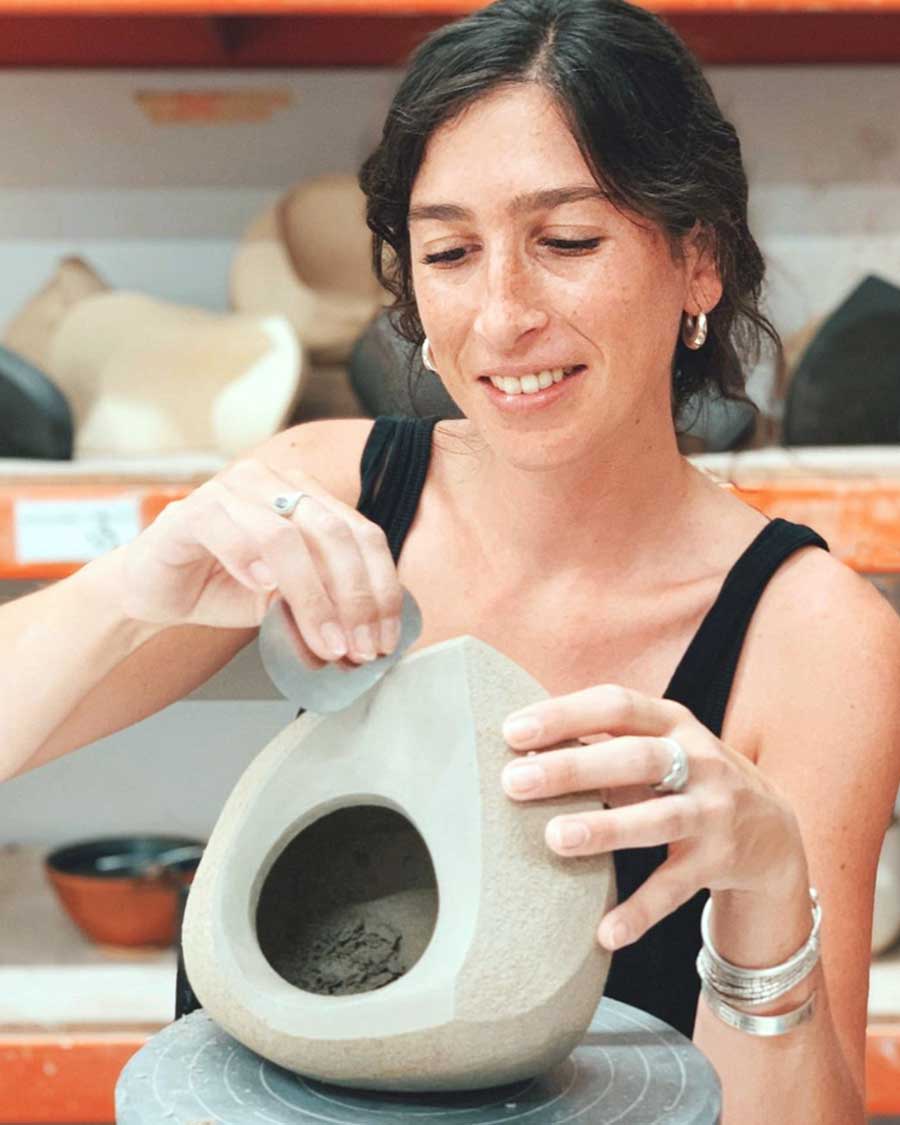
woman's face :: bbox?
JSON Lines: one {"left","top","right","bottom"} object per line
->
{"left": 408, "top": 82, "right": 720, "bottom": 468}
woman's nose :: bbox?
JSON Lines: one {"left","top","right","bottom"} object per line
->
{"left": 472, "top": 258, "right": 549, "bottom": 350}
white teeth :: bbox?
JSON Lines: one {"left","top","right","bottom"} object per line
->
{"left": 488, "top": 367, "right": 575, "bottom": 395}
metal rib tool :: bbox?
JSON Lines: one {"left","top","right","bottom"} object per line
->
{"left": 258, "top": 587, "right": 423, "bottom": 713}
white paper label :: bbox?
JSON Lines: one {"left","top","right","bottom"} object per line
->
{"left": 15, "top": 497, "right": 143, "bottom": 563}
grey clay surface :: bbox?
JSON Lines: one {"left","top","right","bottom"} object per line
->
{"left": 116, "top": 999, "right": 722, "bottom": 1123}
{"left": 182, "top": 635, "right": 618, "bottom": 1090}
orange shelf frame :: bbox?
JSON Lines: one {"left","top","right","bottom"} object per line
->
{"left": 0, "top": 474, "right": 897, "bottom": 580}
{"left": 0, "top": 1031, "right": 147, "bottom": 1124}
{"left": 1, "top": 1024, "right": 900, "bottom": 1121}
{"left": 867, "top": 1023, "right": 900, "bottom": 1116}
{"left": 0, "top": 484, "right": 190, "bottom": 581}
{"left": 1, "top": 0, "right": 899, "bottom": 66}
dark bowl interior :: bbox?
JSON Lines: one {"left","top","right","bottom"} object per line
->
{"left": 45, "top": 834, "right": 205, "bottom": 879}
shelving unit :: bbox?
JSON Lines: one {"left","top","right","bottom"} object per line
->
{"left": 1, "top": 446, "right": 898, "bottom": 580}
{"left": 2, "top": 0, "right": 900, "bottom": 66}
{"left": 1, "top": 0, "right": 898, "bottom": 1119}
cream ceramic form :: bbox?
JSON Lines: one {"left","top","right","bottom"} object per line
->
{"left": 2, "top": 256, "right": 108, "bottom": 371}
{"left": 47, "top": 291, "right": 305, "bottom": 458}
{"left": 873, "top": 818, "right": 900, "bottom": 955}
{"left": 182, "top": 635, "right": 617, "bottom": 1091}
{"left": 230, "top": 174, "right": 384, "bottom": 364}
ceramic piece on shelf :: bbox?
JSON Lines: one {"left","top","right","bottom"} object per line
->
{"left": 676, "top": 392, "right": 758, "bottom": 454}
{"left": 783, "top": 274, "right": 900, "bottom": 446}
{"left": 47, "top": 291, "right": 306, "bottom": 458}
{"left": 873, "top": 819, "right": 900, "bottom": 956}
{"left": 348, "top": 308, "right": 462, "bottom": 419}
{"left": 2, "top": 256, "right": 108, "bottom": 371}
{"left": 0, "top": 344, "right": 73, "bottom": 459}
{"left": 182, "top": 635, "right": 617, "bottom": 1092}
{"left": 230, "top": 174, "right": 385, "bottom": 365}
{"left": 44, "top": 834, "right": 203, "bottom": 948}
{"left": 285, "top": 361, "right": 370, "bottom": 425}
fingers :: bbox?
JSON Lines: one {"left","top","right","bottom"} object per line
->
{"left": 501, "top": 736, "right": 688, "bottom": 800}
{"left": 307, "top": 491, "right": 404, "bottom": 655}
{"left": 192, "top": 480, "right": 345, "bottom": 662}
{"left": 196, "top": 457, "right": 403, "bottom": 663}
{"left": 540, "top": 794, "right": 699, "bottom": 857}
{"left": 502, "top": 684, "right": 687, "bottom": 749}
{"left": 595, "top": 857, "right": 702, "bottom": 951}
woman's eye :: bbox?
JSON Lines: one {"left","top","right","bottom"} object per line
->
{"left": 421, "top": 247, "right": 467, "bottom": 265}
{"left": 543, "top": 238, "right": 602, "bottom": 253}
{"left": 420, "top": 237, "right": 601, "bottom": 267}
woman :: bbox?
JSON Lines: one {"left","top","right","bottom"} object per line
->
{"left": 2, "top": 0, "right": 897, "bottom": 1119}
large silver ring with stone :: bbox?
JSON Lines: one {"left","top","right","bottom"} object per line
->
{"left": 651, "top": 736, "right": 690, "bottom": 794}
{"left": 271, "top": 491, "right": 311, "bottom": 519}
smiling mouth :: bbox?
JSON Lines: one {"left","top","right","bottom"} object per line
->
{"left": 478, "top": 364, "right": 586, "bottom": 395}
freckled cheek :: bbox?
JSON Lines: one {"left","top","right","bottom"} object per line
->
{"left": 415, "top": 282, "right": 481, "bottom": 362}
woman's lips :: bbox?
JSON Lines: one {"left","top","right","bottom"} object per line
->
{"left": 479, "top": 366, "right": 586, "bottom": 412}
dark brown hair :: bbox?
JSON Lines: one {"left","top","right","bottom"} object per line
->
{"left": 359, "top": 0, "right": 776, "bottom": 425}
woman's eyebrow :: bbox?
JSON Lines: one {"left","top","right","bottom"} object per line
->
{"left": 408, "top": 184, "right": 606, "bottom": 224}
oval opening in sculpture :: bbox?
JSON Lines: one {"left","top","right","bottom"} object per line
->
{"left": 256, "top": 805, "right": 439, "bottom": 996}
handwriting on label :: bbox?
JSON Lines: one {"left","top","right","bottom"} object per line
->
{"left": 14, "top": 498, "right": 142, "bottom": 563}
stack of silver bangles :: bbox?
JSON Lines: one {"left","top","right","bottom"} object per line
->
{"left": 696, "top": 886, "right": 821, "bottom": 1036}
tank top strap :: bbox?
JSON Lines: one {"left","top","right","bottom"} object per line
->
{"left": 357, "top": 414, "right": 442, "bottom": 562}
{"left": 664, "top": 517, "right": 829, "bottom": 737}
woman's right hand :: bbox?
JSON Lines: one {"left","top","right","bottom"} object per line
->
{"left": 118, "top": 457, "right": 403, "bottom": 665}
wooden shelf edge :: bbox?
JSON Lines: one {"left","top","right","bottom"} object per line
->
{"left": 5, "top": 0, "right": 900, "bottom": 15}
{"left": 1, "top": 7, "right": 899, "bottom": 65}
{"left": 868, "top": 1023, "right": 900, "bottom": 1115}
{"left": 0, "top": 475, "right": 897, "bottom": 578}
{"left": 0, "top": 1025, "right": 897, "bottom": 1120}
{"left": 0, "top": 1031, "right": 148, "bottom": 1123}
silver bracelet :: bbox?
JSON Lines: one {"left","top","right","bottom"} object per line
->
{"left": 696, "top": 886, "right": 821, "bottom": 1006}
{"left": 701, "top": 983, "right": 817, "bottom": 1037}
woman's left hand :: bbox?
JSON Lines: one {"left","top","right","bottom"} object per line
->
{"left": 500, "top": 684, "right": 808, "bottom": 952}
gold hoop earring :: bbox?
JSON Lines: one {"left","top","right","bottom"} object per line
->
{"left": 682, "top": 311, "right": 708, "bottom": 351}
{"left": 421, "top": 337, "right": 437, "bottom": 372}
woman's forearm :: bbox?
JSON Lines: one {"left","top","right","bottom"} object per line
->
{"left": 0, "top": 547, "right": 162, "bottom": 780}
{"left": 693, "top": 871, "right": 865, "bottom": 1125}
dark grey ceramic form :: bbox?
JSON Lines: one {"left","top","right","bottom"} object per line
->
{"left": 0, "top": 344, "right": 74, "bottom": 459}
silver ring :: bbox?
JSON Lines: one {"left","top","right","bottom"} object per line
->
{"left": 651, "top": 736, "right": 690, "bottom": 794}
{"left": 271, "top": 491, "right": 311, "bottom": 518}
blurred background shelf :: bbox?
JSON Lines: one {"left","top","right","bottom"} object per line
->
{"left": 1, "top": 445, "right": 898, "bottom": 579}
{"left": 2, "top": 0, "right": 900, "bottom": 66}
{"left": 4, "top": 838, "right": 900, "bottom": 1120}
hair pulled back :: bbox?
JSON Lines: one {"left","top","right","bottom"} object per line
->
{"left": 359, "top": 0, "right": 776, "bottom": 422}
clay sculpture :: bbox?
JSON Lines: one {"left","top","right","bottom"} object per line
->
{"left": 784, "top": 274, "right": 900, "bottom": 445}
{"left": 2, "top": 256, "right": 108, "bottom": 372}
{"left": 47, "top": 291, "right": 305, "bottom": 457}
{"left": 230, "top": 173, "right": 385, "bottom": 365}
{"left": 0, "top": 344, "right": 73, "bottom": 460}
{"left": 182, "top": 635, "right": 617, "bottom": 1091}
{"left": 348, "top": 308, "right": 462, "bottom": 420}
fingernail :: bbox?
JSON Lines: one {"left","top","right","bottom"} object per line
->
{"left": 352, "top": 624, "right": 378, "bottom": 661}
{"left": 603, "top": 921, "right": 630, "bottom": 950}
{"left": 503, "top": 762, "right": 544, "bottom": 794}
{"left": 379, "top": 616, "right": 401, "bottom": 654}
{"left": 320, "top": 622, "right": 348, "bottom": 659}
{"left": 249, "top": 560, "right": 277, "bottom": 589}
{"left": 503, "top": 715, "right": 541, "bottom": 743}
{"left": 551, "top": 820, "right": 589, "bottom": 849}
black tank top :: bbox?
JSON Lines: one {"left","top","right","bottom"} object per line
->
{"left": 176, "top": 412, "right": 829, "bottom": 1040}
{"left": 355, "top": 413, "right": 830, "bottom": 1039}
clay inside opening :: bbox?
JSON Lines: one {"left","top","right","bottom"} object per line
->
{"left": 256, "top": 805, "right": 439, "bottom": 996}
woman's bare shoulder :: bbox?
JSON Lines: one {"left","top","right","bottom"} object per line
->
{"left": 252, "top": 418, "right": 377, "bottom": 507}
{"left": 746, "top": 540, "right": 900, "bottom": 760}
